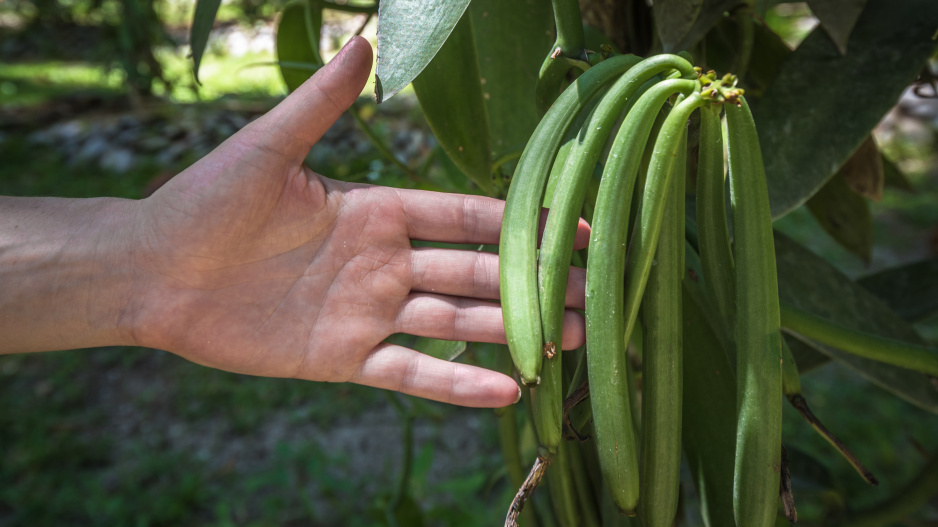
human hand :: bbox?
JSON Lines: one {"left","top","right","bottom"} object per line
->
{"left": 124, "top": 37, "right": 589, "bottom": 407}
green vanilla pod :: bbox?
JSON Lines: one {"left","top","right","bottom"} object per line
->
{"left": 618, "top": 92, "right": 707, "bottom": 370}
{"left": 546, "top": 437, "right": 580, "bottom": 527}
{"left": 696, "top": 105, "right": 878, "bottom": 488}
{"left": 533, "top": 54, "right": 694, "bottom": 457}
{"left": 681, "top": 243, "right": 737, "bottom": 527}
{"left": 567, "top": 440, "right": 602, "bottom": 527}
{"left": 638, "top": 126, "right": 686, "bottom": 527}
{"left": 725, "top": 97, "right": 783, "bottom": 527}
{"left": 500, "top": 54, "right": 642, "bottom": 386}
{"left": 695, "top": 104, "right": 736, "bottom": 334}
{"left": 586, "top": 78, "right": 697, "bottom": 514}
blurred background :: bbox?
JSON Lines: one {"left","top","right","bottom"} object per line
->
{"left": 1, "top": 1, "right": 936, "bottom": 525}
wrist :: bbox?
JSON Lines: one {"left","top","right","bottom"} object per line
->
{"left": 0, "top": 196, "right": 141, "bottom": 353}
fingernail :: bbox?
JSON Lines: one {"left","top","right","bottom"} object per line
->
{"left": 514, "top": 385, "right": 522, "bottom": 404}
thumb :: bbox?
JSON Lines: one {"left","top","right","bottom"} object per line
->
{"left": 256, "top": 36, "right": 373, "bottom": 158}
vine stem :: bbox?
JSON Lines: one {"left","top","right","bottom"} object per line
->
{"left": 505, "top": 455, "right": 553, "bottom": 527}
{"left": 779, "top": 445, "right": 797, "bottom": 524}
{"left": 385, "top": 392, "right": 414, "bottom": 526}
{"left": 322, "top": 0, "right": 376, "bottom": 14}
{"left": 551, "top": 0, "right": 587, "bottom": 60}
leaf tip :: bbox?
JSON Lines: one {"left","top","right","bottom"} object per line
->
{"left": 375, "top": 75, "right": 385, "bottom": 104}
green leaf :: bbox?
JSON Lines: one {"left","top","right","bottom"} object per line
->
{"left": 785, "top": 334, "right": 831, "bottom": 374}
{"left": 705, "top": 16, "right": 791, "bottom": 97}
{"left": 385, "top": 334, "right": 467, "bottom": 362}
{"left": 805, "top": 0, "right": 867, "bottom": 55}
{"left": 859, "top": 258, "right": 938, "bottom": 323}
{"left": 654, "top": 0, "right": 704, "bottom": 53}
{"left": 840, "top": 136, "right": 884, "bottom": 201}
{"left": 411, "top": 12, "right": 492, "bottom": 194}
{"left": 753, "top": 0, "right": 938, "bottom": 219}
{"left": 275, "top": 0, "right": 323, "bottom": 93}
{"left": 785, "top": 445, "right": 837, "bottom": 493}
{"left": 375, "top": 0, "right": 471, "bottom": 103}
{"left": 190, "top": 0, "right": 222, "bottom": 84}
{"left": 412, "top": 337, "right": 467, "bottom": 362}
{"left": 468, "top": 0, "right": 554, "bottom": 161}
{"left": 670, "top": 0, "right": 744, "bottom": 52}
{"left": 410, "top": 0, "right": 553, "bottom": 195}
{"left": 804, "top": 171, "right": 873, "bottom": 264}
{"left": 774, "top": 231, "right": 938, "bottom": 414}
{"left": 746, "top": 20, "right": 791, "bottom": 97}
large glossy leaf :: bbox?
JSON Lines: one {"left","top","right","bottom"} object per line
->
{"left": 859, "top": 258, "right": 938, "bottom": 323}
{"left": 468, "top": 0, "right": 553, "bottom": 161}
{"left": 744, "top": 19, "right": 791, "bottom": 97}
{"left": 411, "top": 12, "right": 492, "bottom": 194}
{"left": 275, "top": 0, "right": 323, "bottom": 93}
{"left": 703, "top": 12, "right": 790, "bottom": 98}
{"left": 654, "top": 0, "right": 704, "bottom": 53}
{"left": 774, "top": 231, "right": 938, "bottom": 414}
{"left": 805, "top": 0, "right": 866, "bottom": 55}
{"left": 412, "top": 0, "right": 553, "bottom": 195}
{"left": 190, "top": 0, "right": 222, "bottom": 83}
{"left": 375, "top": 0, "right": 471, "bottom": 103}
{"left": 670, "top": 0, "right": 744, "bottom": 53}
{"left": 754, "top": 0, "right": 938, "bottom": 219}
{"left": 804, "top": 171, "right": 873, "bottom": 264}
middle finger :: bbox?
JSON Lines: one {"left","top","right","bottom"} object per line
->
{"left": 409, "top": 247, "right": 586, "bottom": 309}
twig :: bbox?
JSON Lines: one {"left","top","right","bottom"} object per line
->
{"left": 561, "top": 380, "right": 590, "bottom": 441}
{"left": 505, "top": 455, "right": 552, "bottom": 527}
{"left": 354, "top": 12, "right": 374, "bottom": 36}
{"left": 779, "top": 444, "right": 798, "bottom": 524}
{"left": 788, "top": 394, "right": 878, "bottom": 485}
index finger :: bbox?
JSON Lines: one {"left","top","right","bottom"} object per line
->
{"left": 396, "top": 188, "right": 591, "bottom": 249}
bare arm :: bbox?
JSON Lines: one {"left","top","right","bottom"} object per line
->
{"left": 0, "top": 37, "right": 588, "bottom": 408}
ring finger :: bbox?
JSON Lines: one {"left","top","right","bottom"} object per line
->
{"left": 394, "top": 293, "right": 586, "bottom": 350}
{"left": 409, "top": 247, "right": 586, "bottom": 309}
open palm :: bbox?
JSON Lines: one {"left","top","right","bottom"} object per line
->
{"left": 125, "top": 37, "right": 587, "bottom": 407}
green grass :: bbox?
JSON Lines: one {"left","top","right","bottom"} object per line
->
{"left": 154, "top": 48, "right": 288, "bottom": 102}
{"left": 0, "top": 347, "right": 509, "bottom": 526}
{"left": 0, "top": 52, "right": 286, "bottom": 109}
{"left": 0, "top": 61, "right": 127, "bottom": 107}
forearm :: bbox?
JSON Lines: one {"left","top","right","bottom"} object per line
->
{"left": 0, "top": 196, "right": 139, "bottom": 353}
